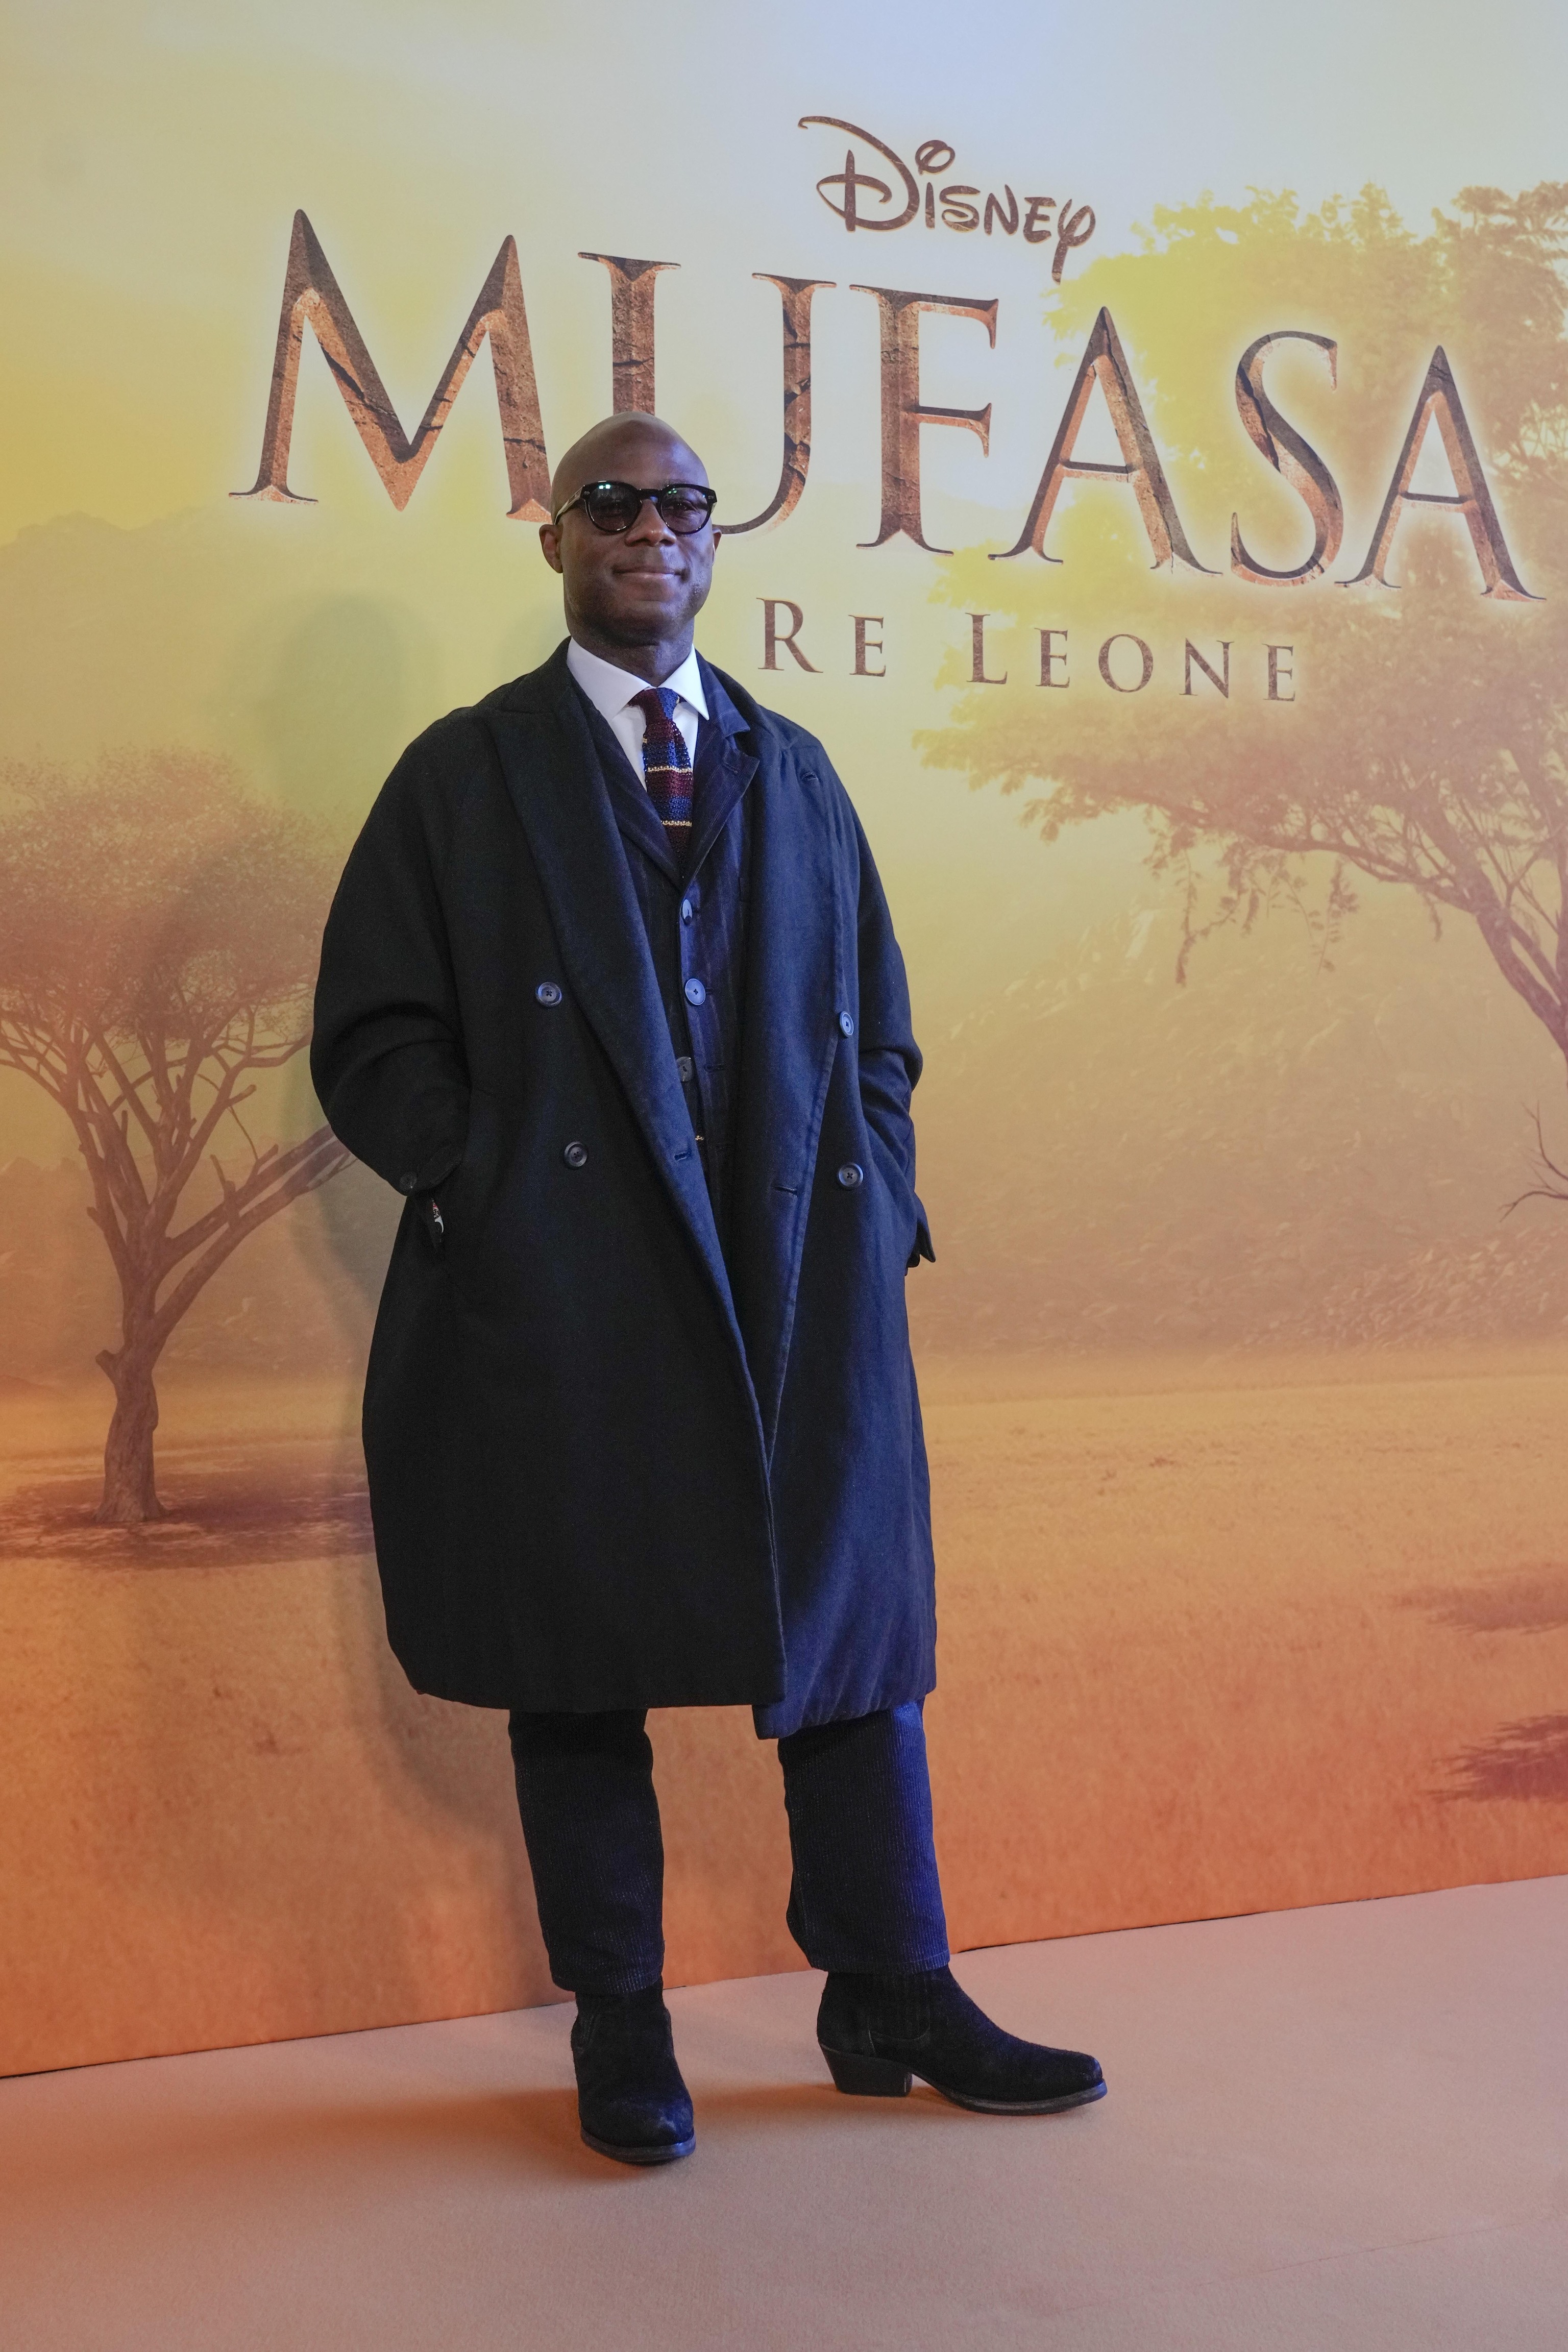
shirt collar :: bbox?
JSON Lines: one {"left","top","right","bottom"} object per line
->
{"left": 566, "top": 638, "right": 709, "bottom": 724}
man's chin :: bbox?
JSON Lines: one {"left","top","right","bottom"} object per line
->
{"left": 614, "top": 581, "right": 689, "bottom": 609}
{"left": 599, "top": 598, "right": 696, "bottom": 642}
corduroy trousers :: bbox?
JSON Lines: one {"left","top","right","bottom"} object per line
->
{"left": 507, "top": 1702, "right": 951, "bottom": 1996}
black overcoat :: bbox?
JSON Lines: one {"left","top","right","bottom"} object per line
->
{"left": 310, "top": 645, "right": 936, "bottom": 1737}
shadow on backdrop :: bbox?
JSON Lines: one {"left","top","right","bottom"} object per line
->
{"left": 227, "top": 594, "right": 440, "bottom": 820}
{"left": 1443, "top": 1714, "right": 1568, "bottom": 1802}
{"left": 1401, "top": 1566, "right": 1568, "bottom": 1636}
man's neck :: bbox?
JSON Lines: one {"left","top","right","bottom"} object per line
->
{"left": 567, "top": 625, "right": 695, "bottom": 687}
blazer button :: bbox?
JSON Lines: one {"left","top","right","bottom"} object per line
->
{"left": 675, "top": 1055, "right": 694, "bottom": 1081}
{"left": 837, "top": 1162, "right": 864, "bottom": 1188}
{"left": 563, "top": 1141, "right": 589, "bottom": 1169}
{"left": 535, "top": 981, "right": 563, "bottom": 1006}
{"left": 838, "top": 1011, "right": 855, "bottom": 1037}
{"left": 684, "top": 977, "right": 707, "bottom": 1006}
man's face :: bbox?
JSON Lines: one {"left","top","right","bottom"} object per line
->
{"left": 539, "top": 425, "right": 719, "bottom": 652}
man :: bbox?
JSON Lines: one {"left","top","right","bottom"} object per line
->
{"left": 311, "top": 411, "right": 1105, "bottom": 2164}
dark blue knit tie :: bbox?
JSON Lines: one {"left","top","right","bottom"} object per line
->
{"left": 632, "top": 687, "right": 694, "bottom": 842}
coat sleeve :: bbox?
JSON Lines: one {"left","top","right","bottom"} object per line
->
{"left": 309, "top": 730, "right": 472, "bottom": 1200}
{"left": 843, "top": 790, "right": 936, "bottom": 1268}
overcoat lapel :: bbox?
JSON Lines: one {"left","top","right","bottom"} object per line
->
{"left": 483, "top": 652, "right": 745, "bottom": 1353}
{"left": 712, "top": 666, "right": 847, "bottom": 1451}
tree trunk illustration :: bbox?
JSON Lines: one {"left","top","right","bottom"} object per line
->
{"left": 96, "top": 1341, "right": 165, "bottom": 1526}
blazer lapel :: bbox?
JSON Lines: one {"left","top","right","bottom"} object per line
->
{"left": 576, "top": 693, "right": 681, "bottom": 879}
{"left": 713, "top": 665, "right": 847, "bottom": 1452}
{"left": 483, "top": 650, "right": 743, "bottom": 1346}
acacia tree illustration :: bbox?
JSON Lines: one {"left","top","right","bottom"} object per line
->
{"left": 926, "top": 183, "right": 1568, "bottom": 1207}
{"left": 0, "top": 751, "right": 351, "bottom": 1527}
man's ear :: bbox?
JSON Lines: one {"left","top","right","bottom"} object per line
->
{"left": 538, "top": 523, "right": 564, "bottom": 575}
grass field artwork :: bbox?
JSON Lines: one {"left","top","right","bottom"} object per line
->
{"left": 4, "top": 1341, "right": 1565, "bottom": 2073}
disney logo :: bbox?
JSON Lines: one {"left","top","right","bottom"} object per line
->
{"left": 799, "top": 116, "right": 1095, "bottom": 281}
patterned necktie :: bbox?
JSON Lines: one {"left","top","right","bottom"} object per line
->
{"left": 631, "top": 687, "right": 694, "bottom": 844}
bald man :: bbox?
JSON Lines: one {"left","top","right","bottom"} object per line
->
{"left": 311, "top": 413, "right": 1105, "bottom": 2164}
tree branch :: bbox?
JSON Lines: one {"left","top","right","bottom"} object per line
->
{"left": 145, "top": 1133, "right": 352, "bottom": 1354}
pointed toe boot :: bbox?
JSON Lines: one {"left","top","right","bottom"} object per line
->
{"left": 572, "top": 1984, "right": 695, "bottom": 2164}
{"left": 818, "top": 1966, "right": 1106, "bottom": 2115}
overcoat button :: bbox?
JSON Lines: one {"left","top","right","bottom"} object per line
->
{"left": 680, "top": 899, "right": 694, "bottom": 923}
{"left": 838, "top": 1011, "right": 855, "bottom": 1037}
{"left": 837, "top": 1162, "right": 864, "bottom": 1188}
{"left": 684, "top": 977, "right": 707, "bottom": 1006}
{"left": 535, "top": 981, "right": 563, "bottom": 1006}
{"left": 563, "top": 1141, "right": 589, "bottom": 1169}
{"left": 675, "top": 1056, "right": 694, "bottom": 1081}
{"left": 399, "top": 1172, "right": 419, "bottom": 1193}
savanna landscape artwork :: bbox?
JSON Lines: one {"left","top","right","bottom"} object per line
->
{"left": 3, "top": 2, "right": 1567, "bottom": 2075}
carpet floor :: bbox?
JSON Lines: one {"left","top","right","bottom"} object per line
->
{"left": 4, "top": 1874, "right": 1564, "bottom": 2349}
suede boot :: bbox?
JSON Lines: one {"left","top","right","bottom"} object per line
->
{"left": 571, "top": 1982, "right": 695, "bottom": 2164}
{"left": 818, "top": 1965, "right": 1106, "bottom": 2114}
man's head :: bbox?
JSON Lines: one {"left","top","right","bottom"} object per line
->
{"left": 539, "top": 413, "right": 719, "bottom": 680}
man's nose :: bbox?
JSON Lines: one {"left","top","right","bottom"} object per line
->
{"left": 624, "top": 496, "right": 675, "bottom": 543}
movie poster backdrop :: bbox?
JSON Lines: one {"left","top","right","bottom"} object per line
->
{"left": 4, "top": 3, "right": 1567, "bottom": 2070}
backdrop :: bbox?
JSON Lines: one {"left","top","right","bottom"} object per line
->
{"left": 4, "top": 0, "right": 1567, "bottom": 2075}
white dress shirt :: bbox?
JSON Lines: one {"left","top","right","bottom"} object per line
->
{"left": 566, "top": 639, "right": 707, "bottom": 786}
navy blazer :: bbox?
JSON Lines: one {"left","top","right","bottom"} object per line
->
{"left": 310, "top": 643, "right": 936, "bottom": 1735}
{"left": 576, "top": 663, "right": 756, "bottom": 1244}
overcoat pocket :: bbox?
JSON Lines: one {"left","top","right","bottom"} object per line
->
{"left": 864, "top": 1125, "right": 921, "bottom": 1269}
{"left": 432, "top": 1085, "right": 502, "bottom": 1252}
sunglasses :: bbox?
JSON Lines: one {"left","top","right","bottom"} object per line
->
{"left": 552, "top": 480, "right": 718, "bottom": 535}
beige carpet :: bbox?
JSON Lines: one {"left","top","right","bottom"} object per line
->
{"left": 4, "top": 1876, "right": 1564, "bottom": 2350}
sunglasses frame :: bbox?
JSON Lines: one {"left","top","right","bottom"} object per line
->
{"left": 551, "top": 479, "right": 719, "bottom": 534}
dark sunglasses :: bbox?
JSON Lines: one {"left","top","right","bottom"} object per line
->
{"left": 552, "top": 479, "right": 718, "bottom": 535}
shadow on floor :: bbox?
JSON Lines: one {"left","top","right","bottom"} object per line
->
{"left": 2, "top": 2077, "right": 913, "bottom": 2206}
{"left": 3, "top": 2087, "right": 592, "bottom": 2198}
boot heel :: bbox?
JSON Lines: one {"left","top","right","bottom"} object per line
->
{"left": 821, "top": 2044, "right": 913, "bottom": 2098}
